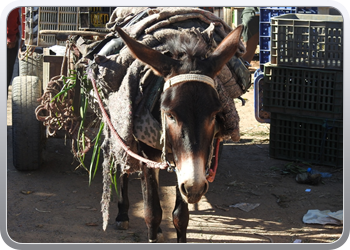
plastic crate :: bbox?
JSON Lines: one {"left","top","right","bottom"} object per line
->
{"left": 260, "top": 7, "right": 296, "bottom": 23}
{"left": 271, "top": 14, "right": 343, "bottom": 69}
{"left": 260, "top": 36, "right": 271, "bottom": 50}
{"left": 79, "top": 7, "right": 114, "bottom": 30}
{"left": 296, "top": 7, "right": 318, "bottom": 14}
{"left": 24, "top": 7, "right": 79, "bottom": 47}
{"left": 254, "top": 69, "right": 271, "bottom": 123}
{"left": 263, "top": 63, "right": 343, "bottom": 119}
{"left": 259, "top": 8, "right": 297, "bottom": 70}
{"left": 269, "top": 113, "right": 343, "bottom": 167}
{"left": 259, "top": 7, "right": 318, "bottom": 71}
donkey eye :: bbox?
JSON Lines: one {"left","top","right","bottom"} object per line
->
{"left": 177, "top": 52, "right": 185, "bottom": 59}
{"left": 166, "top": 113, "right": 175, "bottom": 121}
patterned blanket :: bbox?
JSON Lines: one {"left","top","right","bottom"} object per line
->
{"left": 87, "top": 7, "right": 250, "bottom": 229}
{"left": 89, "top": 7, "right": 249, "bottom": 173}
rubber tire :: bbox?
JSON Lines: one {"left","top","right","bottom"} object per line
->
{"left": 19, "top": 52, "right": 43, "bottom": 82}
{"left": 12, "top": 76, "right": 43, "bottom": 171}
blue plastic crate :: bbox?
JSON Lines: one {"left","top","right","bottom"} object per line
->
{"left": 253, "top": 69, "right": 271, "bottom": 123}
{"left": 296, "top": 7, "right": 318, "bottom": 13}
{"left": 260, "top": 36, "right": 270, "bottom": 50}
{"left": 271, "top": 7, "right": 295, "bottom": 9}
{"left": 259, "top": 22, "right": 271, "bottom": 36}
{"left": 260, "top": 8, "right": 295, "bottom": 22}
{"left": 260, "top": 50, "right": 270, "bottom": 65}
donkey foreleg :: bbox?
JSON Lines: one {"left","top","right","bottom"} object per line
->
{"left": 172, "top": 185, "right": 189, "bottom": 243}
{"left": 141, "top": 165, "right": 163, "bottom": 242}
{"left": 115, "top": 173, "right": 130, "bottom": 230}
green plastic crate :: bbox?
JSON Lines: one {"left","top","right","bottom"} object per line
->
{"left": 269, "top": 113, "right": 343, "bottom": 167}
{"left": 263, "top": 63, "right": 343, "bottom": 119}
{"left": 271, "top": 14, "right": 343, "bottom": 70}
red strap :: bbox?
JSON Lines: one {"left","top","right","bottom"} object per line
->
{"left": 207, "top": 139, "right": 221, "bottom": 182}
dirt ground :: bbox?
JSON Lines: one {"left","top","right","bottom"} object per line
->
{"left": 6, "top": 64, "right": 344, "bottom": 246}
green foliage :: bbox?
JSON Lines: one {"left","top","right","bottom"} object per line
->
{"left": 52, "top": 70, "right": 117, "bottom": 191}
{"left": 51, "top": 70, "right": 77, "bottom": 102}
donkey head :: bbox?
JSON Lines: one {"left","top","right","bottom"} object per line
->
{"left": 116, "top": 25, "right": 243, "bottom": 203}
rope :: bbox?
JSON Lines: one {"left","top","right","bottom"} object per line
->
{"left": 35, "top": 76, "right": 80, "bottom": 137}
{"left": 160, "top": 111, "right": 167, "bottom": 162}
{"left": 90, "top": 73, "right": 221, "bottom": 177}
{"left": 17, "top": 40, "right": 35, "bottom": 61}
{"left": 88, "top": 66, "right": 221, "bottom": 177}
{"left": 90, "top": 75, "right": 169, "bottom": 170}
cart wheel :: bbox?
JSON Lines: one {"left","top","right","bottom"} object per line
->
{"left": 19, "top": 52, "right": 43, "bottom": 82}
{"left": 12, "top": 76, "right": 44, "bottom": 171}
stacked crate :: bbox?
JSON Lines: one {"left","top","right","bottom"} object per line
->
{"left": 263, "top": 14, "right": 343, "bottom": 167}
{"left": 22, "top": 7, "right": 113, "bottom": 47}
{"left": 23, "top": 7, "right": 79, "bottom": 47}
{"left": 255, "top": 8, "right": 318, "bottom": 123}
{"left": 259, "top": 7, "right": 318, "bottom": 71}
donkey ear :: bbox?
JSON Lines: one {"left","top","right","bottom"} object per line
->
{"left": 205, "top": 25, "right": 244, "bottom": 77}
{"left": 115, "top": 26, "right": 180, "bottom": 77}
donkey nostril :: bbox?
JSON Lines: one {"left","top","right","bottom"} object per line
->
{"left": 203, "top": 182, "right": 209, "bottom": 195}
{"left": 180, "top": 183, "right": 188, "bottom": 195}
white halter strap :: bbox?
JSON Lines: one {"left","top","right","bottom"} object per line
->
{"left": 163, "top": 74, "right": 215, "bottom": 91}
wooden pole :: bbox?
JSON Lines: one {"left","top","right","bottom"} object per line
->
{"left": 39, "top": 30, "right": 108, "bottom": 37}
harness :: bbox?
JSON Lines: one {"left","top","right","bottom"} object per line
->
{"left": 91, "top": 73, "right": 221, "bottom": 182}
{"left": 163, "top": 74, "right": 215, "bottom": 91}
{"left": 161, "top": 74, "right": 220, "bottom": 182}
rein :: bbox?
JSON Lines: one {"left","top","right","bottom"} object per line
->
{"left": 91, "top": 73, "right": 220, "bottom": 181}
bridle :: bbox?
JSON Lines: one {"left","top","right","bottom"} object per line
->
{"left": 161, "top": 74, "right": 222, "bottom": 182}
{"left": 90, "top": 73, "right": 221, "bottom": 181}
{"left": 163, "top": 74, "right": 215, "bottom": 91}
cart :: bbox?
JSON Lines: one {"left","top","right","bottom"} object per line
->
{"left": 12, "top": 7, "right": 112, "bottom": 171}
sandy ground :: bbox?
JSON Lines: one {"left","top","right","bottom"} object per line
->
{"left": 6, "top": 65, "right": 343, "bottom": 246}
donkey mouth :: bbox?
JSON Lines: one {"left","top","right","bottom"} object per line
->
{"left": 185, "top": 195, "right": 204, "bottom": 204}
{"left": 180, "top": 182, "right": 209, "bottom": 204}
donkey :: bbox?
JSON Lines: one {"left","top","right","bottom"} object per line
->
{"left": 113, "top": 25, "right": 243, "bottom": 243}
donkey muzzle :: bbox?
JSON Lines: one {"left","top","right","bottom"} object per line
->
{"left": 177, "top": 156, "right": 209, "bottom": 203}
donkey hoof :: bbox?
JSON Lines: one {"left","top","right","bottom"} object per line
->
{"left": 148, "top": 233, "right": 165, "bottom": 243}
{"left": 115, "top": 220, "right": 129, "bottom": 230}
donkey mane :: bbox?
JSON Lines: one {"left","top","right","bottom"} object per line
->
{"left": 162, "top": 28, "right": 213, "bottom": 74}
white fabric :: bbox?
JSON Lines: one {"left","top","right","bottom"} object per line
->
{"left": 303, "top": 209, "right": 343, "bottom": 225}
